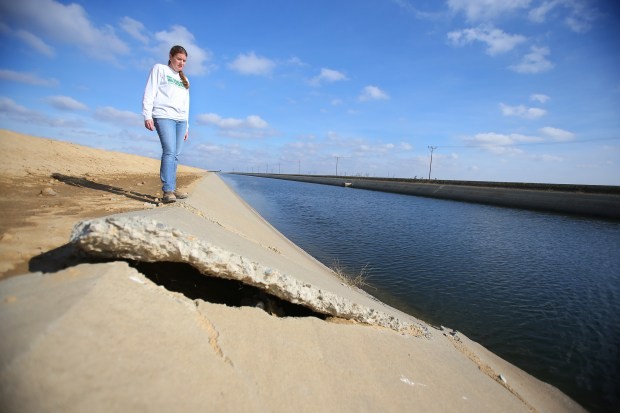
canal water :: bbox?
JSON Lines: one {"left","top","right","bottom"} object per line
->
{"left": 221, "top": 174, "right": 620, "bottom": 413}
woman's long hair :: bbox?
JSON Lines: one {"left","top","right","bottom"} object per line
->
{"left": 168, "top": 45, "right": 189, "bottom": 89}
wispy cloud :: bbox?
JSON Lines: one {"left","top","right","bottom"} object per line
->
{"left": 447, "top": 26, "right": 526, "bottom": 55}
{"left": 15, "top": 30, "right": 54, "bottom": 57}
{"left": 467, "top": 132, "right": 543, "bottom": 155}
{"left": 530, "top": 93, "right": 550, "bottom": 103}
{"left": 0, "top": 96, "right": 82, "bottom": 127}
{"left": 510, "top": 46, "right": 554, "bottom": 73}
{"left": 390, "top": 0, "right": 443, "bottom": 20}
{"left": 540, "top": 126, "right": 574, "bottom": 141}
{"left": 500, "top": 103, "right": 546, "bottom": 119}
{"left": 45, "top": 95, "right": 88, "bottom": 111}
{"left": 447, "top": 0, "right": 531, "bottom": 22}
{"left": 0, "top": 69, "right": 58, "bottom": 87}
{"left": 309, "top": 68, "right": 348, "bottom": 86}
{"left": 119, "top": 16, "right": 149, "bottom": 44}
{"left": 531, "top": 153, "right": 563, "bottom": 162}
{"left": 228, "top": 52, "right": 276, "bottom": 76}
{"left": 196, "top": 113, "right": 272, "bottom": 139}
{"left": 359, "top": 85, "right": 390, "bottom": 102}
{"left": 528, "top": 0, "right": 597, "bottom": 33}
{"left": 94, "top": 106, "right": 142, "bottom": 127}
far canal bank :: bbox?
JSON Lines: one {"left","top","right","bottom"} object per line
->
{"left": 229, "top": 173, "right": 620, "bottom": 220}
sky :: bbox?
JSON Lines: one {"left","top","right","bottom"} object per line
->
{"left": 1, "top": 0, "right": 619, "bottom": 185}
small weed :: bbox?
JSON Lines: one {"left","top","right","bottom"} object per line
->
{"left": 330, "top": 259, "right": 373, "bottom": 289}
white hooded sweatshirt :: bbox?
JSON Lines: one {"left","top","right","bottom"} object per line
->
{"left": 142, "top": 64, "right": 190, "bottom": 128}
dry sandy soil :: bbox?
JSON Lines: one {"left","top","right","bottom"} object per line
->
{"left": 0, "top": 129, "right": 205, "bottom": 278}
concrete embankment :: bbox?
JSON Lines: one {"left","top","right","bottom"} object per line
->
{"left": 0, "top": 173, "right": 587, "bottom": 412}
{"left": 230, "top": 173, "right": 620, "bottom": 220}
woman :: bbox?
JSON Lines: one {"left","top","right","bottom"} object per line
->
{"left": 143, "top": 45, "right": 190, "bottom": 203}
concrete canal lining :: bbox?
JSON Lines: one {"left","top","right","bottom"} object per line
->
{"left": 229, "top": 173, "right": 620, "bottom": 220}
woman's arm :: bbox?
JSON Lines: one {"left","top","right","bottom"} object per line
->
{"left": 142, "top": 65, "right": 160, "bottom": 129}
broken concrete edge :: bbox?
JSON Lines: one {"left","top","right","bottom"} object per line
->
{"left": 69, "top": 216, "right": 430, "bottom": 338}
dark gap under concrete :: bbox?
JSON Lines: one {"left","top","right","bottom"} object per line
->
{"left": 127, "top": 260, "right": 327, "bottom": 319}
{"left": 29, "top": 246, "right": 326, "bottom": 318}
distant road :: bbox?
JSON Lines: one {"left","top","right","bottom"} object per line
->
{"left": 228, "top": 173, "right": 620, "bottom": 220}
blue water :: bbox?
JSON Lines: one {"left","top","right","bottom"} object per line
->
{"left": 221, "top": 174, "right": 620, "bottom": 413}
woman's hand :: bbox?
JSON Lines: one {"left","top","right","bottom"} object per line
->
{"left": 184, "top": 130, "right": 189, "bottom": 141}
{"left": 144, "top": 119, "right": 154, "bottom": 131}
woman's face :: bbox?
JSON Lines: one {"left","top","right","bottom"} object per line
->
{"left": 169, "top": 53, "right": 187, "bottom": 72}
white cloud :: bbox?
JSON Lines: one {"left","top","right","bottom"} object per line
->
{"left": 196, "top": 113, "right": 271, "bottom": 139}
{"left": 15, "top": 30, "right": 54, "bottom": 57}
{"left": 530, "top": 93, "right": 550, "bottom": 103}
{"left": 0, "top": 96, "right": 82, "bottom": 127}
{"left": 447, "top": 26, "right": 526, "bottom": 55}
{"left": 0, "top": 0, "right": 130, "bottom": 62}
{"left": 286, "top": 56, "right": 306, "bottom": 66}
{"left": 359, "top": 85, "right": 390, "bottom": 102}
{"left": 564, "top": 12, "right": 595, "bottom": 33}
{"left": 0, "top": 69, "right": 58, "bottom": 87}
{"left": 528, "top": 0, "right": 558, "bottom": 23}
{"left": 46, "top": 95, "right": 88, "bottom": 111}
{"left": 528, "top": 0, "right": 596, "bottom": 33}
{"left": 532, "top": 154, "right": 563, "bottom": 162}
{"left": 119, "top": 16, "right": 149, "bottom": 44}
{"left": 94, "top": 106, "right": 142, "bottom": 127}
{"left": 154, "top": 25, "right": 212, "bottom": 76}
{"left": 500, "top": 103, "right": 546, "bottom": 119}
{"left": 510, "top": 46, "right": 554, "bottom": 73}
{"left": 540, "top": 126, "right": 574, "bottom": 141}
{"left": 309, "top": 68, "right": 348, "bottom": 86}
{"left": 228, "top": 52, "right": 276, "bottom": 76}
{"left": 0, "top": 97, "right": 39, "bottom": 120}
{"left": 391, "top": 0, "right": 442, "bottom": 19}
{"left": 467, "top": 132, "right": 542, "bottom": 154}
{"left": 447, "top": 0, "right": 532, "bottom": 22}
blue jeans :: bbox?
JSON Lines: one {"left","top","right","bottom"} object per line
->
{"left": 153, "top": 118, "right": 187, "bottom": 193}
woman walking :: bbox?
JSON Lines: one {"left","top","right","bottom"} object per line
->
{"left": 143, "top": 45, "right": 190, "bottom": 203}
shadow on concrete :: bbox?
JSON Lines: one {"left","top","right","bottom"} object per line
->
{"left": 51, "top": 173, "right": 158, "bottom": 204}
{"left": 29, "top": 243, "right": 108, "bottom": 274}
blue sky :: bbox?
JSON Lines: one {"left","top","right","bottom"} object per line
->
{"left": 1, "top": 0, "right": 619, "bottom": 184}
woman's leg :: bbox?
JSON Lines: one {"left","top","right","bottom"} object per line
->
{"left": 154, "top": 119, "right": 187, "bottom": 193}
{"left": 173, "top": 120, "right": 187, "bottom": 191}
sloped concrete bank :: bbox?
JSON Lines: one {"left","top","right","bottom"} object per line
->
{"left": 232, "top": 173, "right": 620, "bottom": 219}
{"left": 0, "top": 173, "right": 587, "bottom": 412}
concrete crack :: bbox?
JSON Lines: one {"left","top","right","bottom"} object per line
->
{"left": 445, "top": 332, "right": 537, "bottom": 413}
{"left": 193, "top": 301, "right": 233, "bottom": 366}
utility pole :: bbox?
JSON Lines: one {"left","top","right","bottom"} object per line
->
{"left": 428, "top": 146, "right": 437, "bottom": 180}
{"left": 335, "top": 156, "right": 348, "bottom": 176}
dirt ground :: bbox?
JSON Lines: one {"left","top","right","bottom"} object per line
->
{"left": 0, "top": 130, "right": 205, "bottom": 279}
{"left": 0, "top": 172, "right": 203, "bottom": 278}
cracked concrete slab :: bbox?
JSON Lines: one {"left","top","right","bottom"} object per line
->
{"left": 69, "top": 175, "right": 429, "bottom": 335}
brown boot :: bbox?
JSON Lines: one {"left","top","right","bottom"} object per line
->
{"left": 162, "top": 191, "right": 177, "bottom": 203}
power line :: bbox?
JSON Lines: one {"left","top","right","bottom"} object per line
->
{"left": 437, "top": 136, "right": 619, "bottom": 149}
